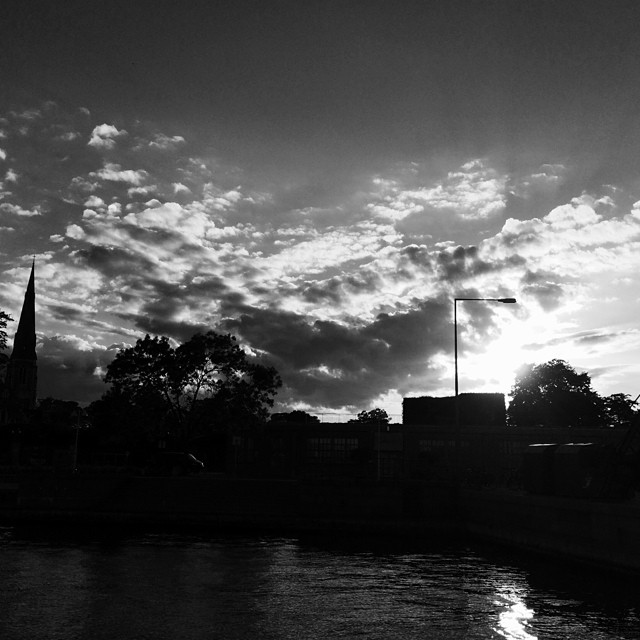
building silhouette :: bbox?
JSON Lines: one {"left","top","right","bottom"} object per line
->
{"left": 1, "top": 261, "right": 37, "bottom": 425}
{"left": 402, "top": 393, "right": 506, "bottom": 427}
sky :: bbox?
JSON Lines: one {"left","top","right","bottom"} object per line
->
{"left": 2, "top": 0, "right": 640, "bottom": 419}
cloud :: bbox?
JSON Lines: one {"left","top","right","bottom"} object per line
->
{"left": 367, "top": 159, "right": 507, "bottom": 222}
{"left": 301, "top": 268, "right": 382, "bottom": 304}
{"left": 0, "top": 202, "right": 41, "bottom": 217}
{"left": 511, "top": 163, "right": 567, "bottom": 199}
{"left": 92, "top": 163, "right": 148, "bottom": 185}
{"left": 543, "top": 202, "right": 601, "bottom": 230}
{"left": 84, "top": 195, "right": 105, "bottom": 208}
{"left": 487, "top": 200, "right": 640, "bottom": 265}
{"left": 88, "top": 124, "right": 128, "bottom": 150}
{"left": 147, "top": 132, "right": 185, "bottom": 150}
{"left": 37, "top": 334, "right": 117, "bottom": 404}
{"left": 522, "top": 328, "right": 640, "bottom": 355}
{"left": 593, "top": 194, "right": 616, "bottom": 211}
{"left": 173, "top": 182, "right": 191, "bottom": 195}
{"left": 7, "top": 100, "right": 640, "bottom": 408}
{"left": 436, "top": 245, "right": 491, "bottom": 282}
{"left": 76, "top": 244, "right": 155, "bottom": 279}
{"left": 520, "top": 270, "right": 564, "bottom": 311}
{"left": 122, "top": 201, "right": 217, "bottom": 243}
{"left": 223, "top": 299, "right": 465, "bottom": 409}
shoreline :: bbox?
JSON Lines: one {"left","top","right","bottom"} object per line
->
{"left": 2, "top": 471, "right": 639, "bottom": 575}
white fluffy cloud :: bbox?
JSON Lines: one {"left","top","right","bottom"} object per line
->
{"left": 486, "top": 200, "right": 640, "bottom": 276}
{"left": 88, "top": 124, "right": 128, "bottom": 149}
{"left": 0, "top": 202, "right": 41, "bottom": 216}
{"left": 92, "top": 163, "right": 148, "bottom": 185}
{"left": 147, "top": 133, "right": 185, "bottom": 150}
{"left": 84, "top": 195, "right": 105, "bottom": 208}
{"left": 368, "top": 159, "right": 507, "bottom": 222}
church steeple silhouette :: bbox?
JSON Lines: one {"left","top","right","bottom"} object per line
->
{"left": 5, "top": 260, "right": 38, "bottom": 417}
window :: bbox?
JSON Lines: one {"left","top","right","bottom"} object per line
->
{"left": 307, "top": 437, "right": 359, "bottom": 463}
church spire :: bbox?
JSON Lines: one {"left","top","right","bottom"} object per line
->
{"left": 10, "top": 259, "right": 36, "bottom": 362}
{"left": 4, "top": 260, "right": 38, "bottom": 418}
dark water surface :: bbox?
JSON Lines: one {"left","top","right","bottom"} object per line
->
{"left": 0, "top": 526, "right": 638, "bottom": 639}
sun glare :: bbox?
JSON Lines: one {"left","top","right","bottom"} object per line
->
{"left": 456, "top": 304, "right": 550, "bottom": 397}
{"left": 463, "top": 328, "right": 526, "bottom": 396}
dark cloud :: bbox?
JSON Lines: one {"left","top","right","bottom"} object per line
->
{"left": 2, "top": 103, "right": 94, "bottom": 173}
{"left": 520, "top": 269, "right": 564, "bottom": 311}
{"left": 301, "top": 269, "right": 382, "bottom": 304}
{"left": 124, "top": 315, "right": 211, "bottom": 344}
{"left": 571, "top": 329, "right": 637, "bottom": 347}
{"left": 76, "top": 245, "right": 156, "bottom": 278}
{"left": 224, "top": 299, "right": 455, "bottom": 409}
{"left": 400, "top": 244, "right": 433, "bottom": 269}
{"left": 436, "top": 245, "right": 492, "bottom": 281}
{"left": 521, "top": 328, "right": 634, "bottom": 353}
{"left": 46, "top": 305, "right": 131, "bottom": 338}
{"left": 345, "top": 270, "right": 382, "bottom": 293}
{"left": 139, "top": 296, "right": 185, "bottom": 324}
{"left": 188, "top": 276, "right": 240, "bottom": 299}
{"left": 37, "top": 335, "right": 116, "bottom": 404}
{"left": 575, "top": 332, "right": 619, "bottom": 345}
{"left": 111, "top": 274, "right": 247, "bottom": 343}
{"left": 107, "top": 223, "right": 204, "bottom": 254}
{"left": 301, "top": 278, "right": 343, "bottom": 304}
{"left": 47, "top": 304, "right": 83, "bottom": 323}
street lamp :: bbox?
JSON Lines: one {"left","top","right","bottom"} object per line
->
{"left": 453, "top": 297, "right": 516, "bottom": 480}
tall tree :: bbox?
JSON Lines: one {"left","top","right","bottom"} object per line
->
{"left": 508, "top": 359, "right": 604, "bottom": 427}
{"left": 102, "top": 331, "right": 282, "bottom": 443}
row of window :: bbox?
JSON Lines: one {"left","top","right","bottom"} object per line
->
{"left": 305, "top": 437, "right": 522, "bottom": 461}
{"left": 307, "top": 437, "right": 359, "bottom": 462}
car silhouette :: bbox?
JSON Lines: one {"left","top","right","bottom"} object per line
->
{"left": 146, "top": 452, "right": 205, "bottom": 476}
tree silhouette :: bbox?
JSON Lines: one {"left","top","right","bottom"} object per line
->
{"left": 270, "top": 410, "right": 320, "bottom": 423}
{"left": 508, "top": 359, "right": 604, "bottom": 427}
{"left": 101, "top": 331, "right": 282, "bottom": 444}
{"left": 0, "top": 310, "right": 13, "bottom": 352}
{"left": 349, "top": 408, "right": 390, "bottom": 424}
{"left": 601, "top": 393, "right": 638, "bottom": 428}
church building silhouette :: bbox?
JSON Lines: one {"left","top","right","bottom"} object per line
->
{"left": 1, "top": 261, "right": 37, "bottom": 426}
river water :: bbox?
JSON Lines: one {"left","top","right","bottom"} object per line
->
{"left": 0, "top": 526, "right": 638, "bottom": 639}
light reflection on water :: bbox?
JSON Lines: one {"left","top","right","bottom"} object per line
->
{"left": 493, "top": 587, "right": 536, "bottom": 640}
{"left": 0, "top": 526, "right": 638, "bottom": 639}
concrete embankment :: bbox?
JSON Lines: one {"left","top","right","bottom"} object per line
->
{"left": 3, "top": 472, "right": 640, "bottom": 574}
{"left": 0, "top": 472, "right": 459, "bottom": 537}
{"left": 460, "top": 487, "right": 640, "bottom": 574}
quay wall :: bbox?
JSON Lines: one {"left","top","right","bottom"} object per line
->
{"left": 0, "top": 472, "right": 458, "bottom": 536}
{"left": 460, "top": 487, "right": 640, "bottom": 573}
{"left": 3, "top": 472, "right": 640, "bottom": 573}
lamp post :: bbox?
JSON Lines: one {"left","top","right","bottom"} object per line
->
{"left": 453, "top": 297, "right": 516, "bottom": 481}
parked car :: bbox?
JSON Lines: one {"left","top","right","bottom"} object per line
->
{"left": 145, "top": 452, "right": 205, "bottom": 476}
